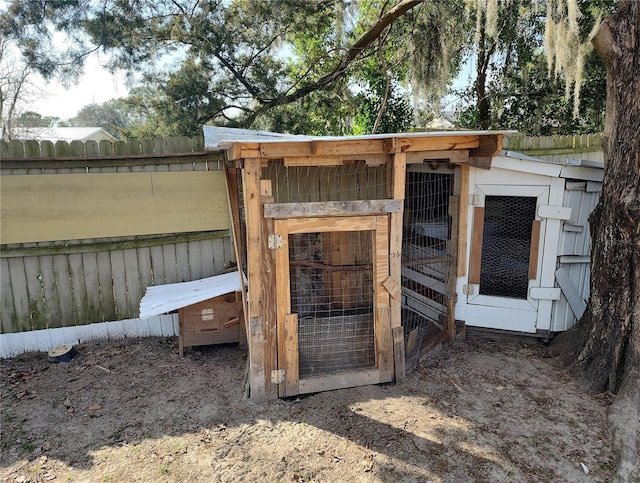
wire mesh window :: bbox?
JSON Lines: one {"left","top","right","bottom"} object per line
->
{"left": 289, "top": 231, "right": 375, "bottom": 378}
{"left": 402, "top": 171, "right": 453, "bottom": 320}
{"left": 262, "top": 161, "right": 388, "bottom": 203}
{"left": 480, "top": 196, "right": 537, "bottom": 299}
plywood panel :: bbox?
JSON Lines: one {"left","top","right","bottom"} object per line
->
{"left": 1, "top": 171, "right": 229, "bottom": 244}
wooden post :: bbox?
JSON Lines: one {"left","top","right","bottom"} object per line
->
{"left": 224, "top": 166, "right": 248, "bottom": 348}
{"left": 242, "top": 158, "right": 266, "bottom": 401}
{"left": 260, "top": 179, "right": 278, "bottom": 399}
{"left": 457, "top": 166, "right": 470, "bottom": 278}
{"left": 446, "top": 195, "right": 460, "bottom": 342}
{"left": 390, "top": 152, "right": 406, "bottom": 381}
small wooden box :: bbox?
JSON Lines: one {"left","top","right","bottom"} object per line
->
{"left": 178, "top": 292, "right": 243, "bottom": 356}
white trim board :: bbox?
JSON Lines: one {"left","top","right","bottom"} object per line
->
{"left": 0, "top": 315, "right": 178, "bottom": 359}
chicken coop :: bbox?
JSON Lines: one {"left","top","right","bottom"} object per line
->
{"left": 207, "top": 128, "right": 502, "bottom": 400}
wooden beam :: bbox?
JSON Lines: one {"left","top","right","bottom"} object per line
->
{"left": 260, "top": 179, "right": 278, "bottom": 399}
{"left": 389, "top": 152, "right": 406, "bottom": 379}
{"left": 282, "top": 154, "right": 388, "bottom": 166}
{"left": 528, "top": 220, "right": 542, "bottom": 280}
{"left": 259, "top": 139, "right": 386, "bottom": 159}
{"left": 264, "top": 199, "right": 402, "bottom": 219}
{"left": 457, "top": 166, "right": 470, "bottom": 277}
{"left": 406, "top": 149, "right": 469, "bottom": 164}
{"left": 274, "top": 219, "right": 292, "bottom": 398}
{"left": 397, "top": 135, "right": 480, "bottom": 152}
{"left": 224, "top": 166, "right": 248, "bottom": 348}
{"left": 284, "top": 313, "right": 300, "bottom": 396}
{"left": 285, "top": 216, "right": 377, "bottom": 234}
{"left": 374, "top": 216, "right": 394, "bottom": 382}
{"left": 242, "top": 158, "right": 266, "bottom": 400}
{"left": 392, "top": 326, "right": 406, "bottom": 382}
{"left": 468, "top": 207, "right": 485, "bottom": 285}
{"left": 468, "top": 134, "right": 502, "bottom": 169}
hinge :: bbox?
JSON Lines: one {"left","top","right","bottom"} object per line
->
{"left": 469, "top": 194, "right": 481, "bottom": 206}
{"left": 268, "top": 234, "right": 283, "bottom": 249}
{"left": 271, "top": 369, "right": 285, "bottom": 384}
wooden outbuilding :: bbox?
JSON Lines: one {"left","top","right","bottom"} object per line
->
{"left": 210, "top": 129, "right": 502, "bottom": 400}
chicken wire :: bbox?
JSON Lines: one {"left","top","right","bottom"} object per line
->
{"left": 402, "top": 171, "right": 453, "bottom": 316}
{"left": 480, "top": 196, "right": 536, "bottom": 299}
{"left": 262, "top": 161, "right": 388, "bottom": 203}
{"left": 289, "top": 231, "right": 375, "bottom": 378}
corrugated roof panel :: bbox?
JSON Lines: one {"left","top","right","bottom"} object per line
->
{"left": 139, "top": 271, "right": 245, "bottom": 319}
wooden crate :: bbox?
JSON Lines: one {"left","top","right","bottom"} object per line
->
{"left": 178, "top": 292, "right": 243, "bottom": 356}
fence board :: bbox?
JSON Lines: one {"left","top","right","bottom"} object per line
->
{"left": 7, "top": 258, "right": 31, "bottom": 331}
{"left": 1, "top": 258, "right": 16, "bottom": 332}
{"left": 96, "top": 251, "right": 116, "bottom": 321}
{"left": 188, "top": 241, "right": 202, "bottom": 281}
{"left": 199, "top": 239, "right": 215, "bottom": 278}
{"left": 162, "top": 244, "right": 178, "bottom": 283}
{"left": 23, "top": 256, "right": 47, "bottom": 330}
{"left": 81, "top": 252, "right": 103, "bottom": 323}
{"left": 149, "top": 245, "right": 166, "bottom": 286}
{"left": 212, "top": 238, "right": 226, "bottom": 273}
{"left": 175, "top": 243, "right": 190, "bottom": 282}
{"left": 38, "top": 255, "right": 60, "bottom": 328}
{"left": 124, "top": 248, "right": 141, "bottom": 317}
{"left": 110, "top": 250, "right": 130, "bottom": 319}
{"left": 68, "top": 253, "right": 90, "bottom": 325}
{"left": 136, "top": 247, "right": 153, "bottom": 298}
{"left": 52, "top": 254, "right": 76, "bottom": 326}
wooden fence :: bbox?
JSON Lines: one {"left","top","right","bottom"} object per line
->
{"left": 503, "top": 133, "right": 604, "bottom": 163}
{"left": 0, "top": 132, "right": 604, "bottom": 339}
{"left": 1, "top": 136, "right": 233, "bottom": 335}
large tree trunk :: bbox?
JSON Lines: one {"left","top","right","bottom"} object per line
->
{"left": 552, "top": 3, "right": 640, "bottom": 480}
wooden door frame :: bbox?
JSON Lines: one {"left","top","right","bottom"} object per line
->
{"left": 274, "top": 215, "right": 393, "bottom": 397}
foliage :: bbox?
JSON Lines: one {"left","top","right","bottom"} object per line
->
{"left": 0, "top": 1, "right": 449, "bottom": 136}
{"left": 454, "top": 50, "right": 607, "bottom": 135}
{"left": 12, "top": 111, "right": 59, "bottom": 128}
{"left": 0, "top": 0, "right": 612, "bottom": 137}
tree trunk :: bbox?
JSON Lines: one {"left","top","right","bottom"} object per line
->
{"left": 552, "top": 3, "right": 640, "bottom": 480}
{"left": 476, "top": 25, "right": 491, "bottom": 130}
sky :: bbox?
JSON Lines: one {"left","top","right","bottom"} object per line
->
{"left": 33, "top": 53, "right": 131, "bottom": 120}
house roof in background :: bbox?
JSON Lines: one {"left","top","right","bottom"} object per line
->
{"left": 11, "top": 127, "right": 116, "bottom": 143}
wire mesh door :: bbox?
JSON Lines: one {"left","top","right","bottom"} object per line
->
{"left": 401, "top": 168, "right": 455, "bottom": 371}
{"left": 466, "top": 184, "right": 549, "bottom": 333}
{"left": 274, "top": 216, "right": 393, "bottom": 397}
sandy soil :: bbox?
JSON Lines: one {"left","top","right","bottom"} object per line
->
{"left": 0, "top": 337, "right": 621, "bottom": 482}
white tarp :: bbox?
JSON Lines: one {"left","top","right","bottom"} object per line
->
{"left": 139, "top": 271, "right": 245, "bottom": 319}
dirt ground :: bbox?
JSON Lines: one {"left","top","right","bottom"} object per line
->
{"left": 0, "top": 336, "right": 627, "bottom": 482}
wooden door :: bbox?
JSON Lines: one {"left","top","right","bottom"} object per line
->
{"left": 274, "top": 215, "right": 394, "bottom": 397}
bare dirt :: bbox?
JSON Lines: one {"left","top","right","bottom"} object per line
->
{"left": 0, "top": 337, "right": 626, "bottom": 482}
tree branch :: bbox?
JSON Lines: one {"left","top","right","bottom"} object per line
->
{"left": 244, "top": 0, "right": 425, "bottom": 126}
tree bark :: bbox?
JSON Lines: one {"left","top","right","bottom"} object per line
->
{"left": 553, "top": 2, "right": 640, "bottom": 480}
